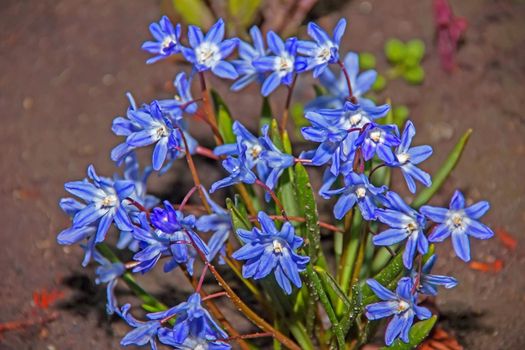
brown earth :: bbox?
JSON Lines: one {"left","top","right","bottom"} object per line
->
{"left": 1, "top": 0, "right": 524, "bottom": 349}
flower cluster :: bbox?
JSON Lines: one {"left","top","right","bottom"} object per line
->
{"left": 57, "top": 15, "right": 495, "bottom": 350}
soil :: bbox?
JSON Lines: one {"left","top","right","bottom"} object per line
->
{"left": 1, "top": 0, "right": 524, "bottom": 349}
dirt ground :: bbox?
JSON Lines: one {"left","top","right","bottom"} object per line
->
{"left": 1, "top": 0, "right": 524, "bottom": 349}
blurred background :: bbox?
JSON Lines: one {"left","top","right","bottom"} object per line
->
{"left": 1, "top": 0, "right": 524, "bottom": 349}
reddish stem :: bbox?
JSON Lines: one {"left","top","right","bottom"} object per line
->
{"left": 255, "top": 179, "right": 288, "bottom": 220}
{"left": 179, "top": 186, "right": 198, "bottom": 211}
{"left": 338, "top": 59, "right": 357, "bottom": 103}
{"left": 202, "top": 291, "right": 228, "bottom": 301}
{"left": 196, "top": 264, "right": 209, "bottom": 293}
{"left": 196, "top": 145, "right": 220, "bottom": 160}
{"left": 125, "top": 197, "right": 150, "bottom": 219}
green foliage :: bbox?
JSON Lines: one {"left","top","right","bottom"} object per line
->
{"left": 412, "top": 129, "right": 473, "bottom": 208}
{"left": 228, "top": 0, "right": 262, "bottom": 29}
{"left": 171, "top": 0, "right": 213, "bottom": 27}
{"left": 359, "top": 52, "right": 377, "bottom": 70}
{"left": 212, "top": 90, "right": 236, "bottom": 144}
{"left": 381, "top": 316, "right": 437, "bottom": 349}
{"left": 372, "top": 74, "right": 387, "bottom": 92}
{"left": 384, "top": 38, "right": 426, "bottom": 85}
{"left": 290, "top": 102, "right": 309, "bottom": 129}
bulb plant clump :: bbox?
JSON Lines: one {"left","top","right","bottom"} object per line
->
{"left": 58, "top": 15, "right": 494, "bottom": 350}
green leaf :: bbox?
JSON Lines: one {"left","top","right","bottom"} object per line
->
{"left": 412, "top": 129, "right": 473, "bottom": 208}
{"left": 260, "top": 97, "right": 273, "bottom": 129}
{"left": 314, "top": 266, "right": 352, "bottom": 311}
{"left": 226, "top": 197, "right": 252, "bottom": 230}
{"left": 393, "top": 105, "right": 410, "bottom": 127}
{"left": 405, "top": 39, "right": 425, "bottom": 65}
{"left": 171, "top": 0, "right": 213, "bottom": 27}
{"left": 385, "top": 39, "right": 406, "bottom": 63}
{"left": 295, "top": 163, "right": 322, "bottom": 264}
{"left": 291, "top": 102, "right": 308, "bottom": 129}
{"left": 402, "top": 65, "right": 425, "bottom": 85}
{"left": 381, "top": 316, "right": 437, "bottom": 349}
{"left": 362, "top": 251, "right": 404, "bottom": 305}
{"left": 359, "top": 52, "right": 377, "bottom": 70}
{"left": 211, "top": 90, "right": 236, "bottom": 144}
{"left": 372, "top": 74, "right": 387, "bottom": 92}
{"left": 313, "top": 84, "right": 327, "bottom": 97}
{"left": 228, "top": 0, "right": 261, "bottom": 28}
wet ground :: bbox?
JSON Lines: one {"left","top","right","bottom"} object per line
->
{"left": 1, "top": 0, "right": 524, "bottom": 349}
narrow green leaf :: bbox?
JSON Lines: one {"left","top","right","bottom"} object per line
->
{"left": 381, "top": 316, "right": 437, "bottom": 349}
{"left": 226, "top": 197, "right": 252, "bottom": 230}
{"left": 171, "top": 0, "right": 213, "bottom": 27}
{"left": 412, "top": 129, "right": 473, "bottom": 208}
{"left": 295, "top": 163, "right": 323, "bottom": 264}
{"left": 260, "top": 96, "right": 272, "bottom": 129}
{"left": 385, "top": 39, "right": 406, "bottom": 63}
{"left": 314, "top": 266, "right": 352, "bottom": 311}
{"left": 211, "top": 90, "right": 236, "bottom": 144}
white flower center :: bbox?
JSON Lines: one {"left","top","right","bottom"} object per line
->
{"left": 161, "top": 35, "right": 177, "bottom": 50}
{"left": 397, "top": 152, "right": 410, "bottom": 164}
{"left": 316, "top": 43, "right": 334, "bottom": 63}
{"left": 101, "top": 194, "right": 117, "bottom": 207}
{"left": 397, "top": 300, "right": 410, "bottom": 313}
{"left": 156, "top": 125, "right": 168, "bottom": 138}
{"left": 355, "top": 187, "right": 367, "bottom": 198}
{"left": 406, "top": 221, "right": 419, "bottom": 234}
{"left": 249, "top": 144, "right": 263, "bottom": 159}
{"left": 447, "top": 211, "right": 468, "bottom": 231}
{"left": 350, "top": 113, "right": 363, "bottom": 126}
{"left": 275, "top": 54, "right": 294, "bottom": 76}
{"left": 272, "top": 240, "right": 284, "bottom": 254}
{"left": 369, "top": 129, "right": 382, "bottom": 143}
{"left": 195, "top": 42, "right": 220, "bottom": 67}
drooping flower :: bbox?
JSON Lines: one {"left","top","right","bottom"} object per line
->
{"left": 373, "top": 191, "right": 429, "bottom": 269}
{"left": 231, "top": 26, "right": 267, "bottom": 91}
{"left": 306, "top": 52, "right": 378, "bottom": 110}
{"left": 149, "top": 293, "right": 230, "bottom": 349}
{"left": 142, "top": 16, "right": 181, "bottom": 64}
{"left": 93, "top": 250, "right": 125, "bottom": 314}
{"left": 210, "top": 145, "right": 257, "bottom": 193}
{"left": 158, "top": 72, "right": 198, "bottom": 117}
{"left": 253, "top": 31, "right": 307, "bottom": 96}
{"left": 196, "top": 189, "right": 232, "bottom": 263}
{"left": 258, "top": 124, "right": 295, "bottom": 191}
{"left": 119, "top": 304, "right": 162, "bottom": 349}
{"left": 412, "top": 254, "right": 457, "bottom": 296}
{"left": 232, "top": 212, "right": 310, "bottom": 294}
{"left": 297, "top": 19, "right": 346, "bottom": 77}
{"left": 365, "top": 277, "right": 431, "bottom": 346}
{"left": 420, "top": 190, "right": 494, "bottom": 261}
{"left": 389, "top": 121, "right": 433, "bottom": 193}
{"left": 323, "top": 172, "right": 387, "bottom": 220}
{"left": 131, "top": 202, "right": 209, "bottom": 275}
{"left": 181, "top": 18, "right": 239, "bottom": 79}
{"left": 63, "top": 165, "right": 135, "bottom": 245}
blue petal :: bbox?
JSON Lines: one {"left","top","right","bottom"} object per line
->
{"left": 188, "top": 25, "right": 204, "bottom": 48}
{"left": 152, "top": 137, "right": 168, "bottom": 170}
{"left": 420, "top": 206, "right": 448, "bottom": 223}
{"left": 95, "top": 212, "right": 114, "bottom": 243}
{"left": 449, "top": 190, "right": 465, "bottom": 210}
{"left": 366, "top": 279, "right": 397, "bottom": 300}
{"left": 373, "top": 228, "right": 408, "bottom": 246}
{"left": 212, "top": 60, "right": 239, "bottom": 79}
{"left": 467, "top": 220, "right": 494, "bottom": 239}
{"left": 385, "top": 314, "right": 405, "bottom": 346}
{"left": 261, "top": 72, "right": 281, "bottom": 96}
{"left": 464, "top": 201, "right": 490, "bottom": 219}
{"left": 451, "top": 232, "right": 471, "bottom": 261}
{"left": 205, "top": 18, "right": 225, "bottom": 44}
{"left": 428, "top": 224, "right": 450, "bottom": 242}
{"left": 267, "top": 31, "right": 285, "bottom": 54}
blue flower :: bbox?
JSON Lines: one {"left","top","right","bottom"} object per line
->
{"left": 210, "top": 145, "right": 257, "bottom": 193}
{"left": 420, "top": 190, "right": 494, "bottom": 262}
{"left": 324, "top": 172, "right": 387, "bottom": 220}
{"left": 158, "top": 72, "right": 198, "bottom": 116}
{"left": 196, "top": 190, "right": 232, "bottom": 263}
{"left": 93, "top": 250, "right": 125, "bottom": 315}
{"left": 412, "top": 255, "right": 457, "bottom": 296}
{"left": 301, "top": 101, "right": 389, "bottom": 174}
{"left": 306, "top": 52, "right": 378, "bottom": 110}
{"left": 63, "top": 165, "right": 135, "bottom": 244}
{"left": 149, "top": 293, "right": 229, "bottom": 349}
{"left": 142, "top": 16, "right": 181, "bottom": 64}
{"left": 119, "top": 304, "right": 162, "bottom": 349}
{"left": 373, "top": 191, "right": 429, "bottom": 269}
{"left": 297, "top": 19, "right": 346, "bottom": 77}
{"left": 258, "top": 124, "right": 295, "bottom": 191}
{"left": 232, "top": 212, "right": 310, "bottom": 294}
{"left": 131, "top": 202, "right": 209, "bottom": 275}
{"left": 231, "top": 26, "right": 267, "bottom": 91}
{"left": 356, "top": 123, "right": 400, "bottom": 163}
{"left": 365, "top": 277, "right": 431, "bottom": 346}
{"left": 181, "top": 18, "right": 239, "bottom": 79}
{"left": 389, "top": 121, "right": 432, "bottom": 193}
{"left": 253, "top": 32, "right": 307, "bottom": 96}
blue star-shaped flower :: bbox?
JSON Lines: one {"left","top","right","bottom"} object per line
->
{"left": 119, "top": 304, "right": 162, "bottom": 349}
{"left": 373, "top": 191, "right": 429, "bottom": 269}
{"left": 389, "top": 121, "right": 433, "bottom": 193}
{"left": 181, "top": 18, "right": 239, "bottom": 79}
{"left": 141, "top": 16, "right": 181, "bottom": 64}
{"left": 421, "top": 190, "right": 494, "bottom": 261}
{"left": 231, "top": 26, "right": 267, "bottom": 91}
{"left": 253, "top": 31, "right": 307, "bottom": 96}
{"left": 365, "top": 277, "right": 431, "bottom": 346}
{"left": 232, "top": 212, "right": 310, "bottom": 294}
{"left": 412, "top": 254, "right": 457, "bottom": 296}
{"left": 297, "top": 19, "right": 346, "bottom": 77}
{"left": 158, "top": 72, "right": 198, "bottom": 117}
{"left": 356, "top": 122, "right": 400, "bottom": 163}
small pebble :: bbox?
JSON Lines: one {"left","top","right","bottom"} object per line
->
{"left": 23, "top": 97, "right": 34, "bottom": 110}
{"left": 359, "top": 1, "right": 373, "bottom": 14}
